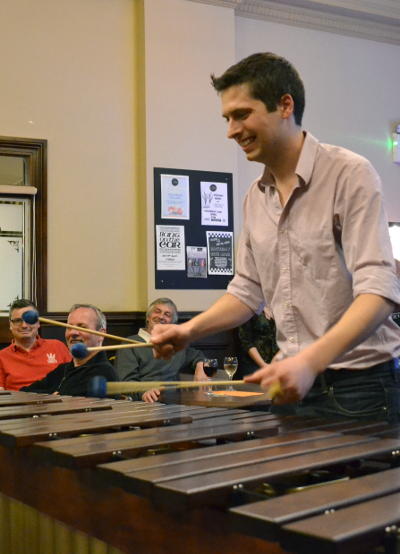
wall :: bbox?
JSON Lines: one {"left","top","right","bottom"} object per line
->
{"left": 235, "top": 16, "right": 400, "bottom": 225}
{"left": 0, "top": 0, "right": 138, "bottom": 311}
{"left": 143, "top": 0, "right": 238, "bottom": 311}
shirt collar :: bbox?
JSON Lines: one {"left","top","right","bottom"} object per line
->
{"left": 257, "top": 131, "right": 319, "bottom": 192}
{"left": 138, "top": 328, "right": 150, "bottom": 341}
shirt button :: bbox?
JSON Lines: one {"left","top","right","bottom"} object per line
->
{"left": 288, "top": 336, "right": 295, "bottom": 343}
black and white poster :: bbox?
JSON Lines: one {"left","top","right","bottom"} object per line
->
{"left": 156, "top": 225, "right": 185, "bottom": 270}
{"left": 206, "top": 231, "right": 233, "bottom": 275}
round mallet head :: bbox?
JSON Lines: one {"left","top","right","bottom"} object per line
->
{"left": 70, "top": 343, "right": 89, "bottom": 359}
{"left": 88, "top": 376, "right": 107, "bottom": 398}
{"left": 22, "top": 310, "right": 39, "bottom": 324}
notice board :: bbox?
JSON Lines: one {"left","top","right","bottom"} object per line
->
{"left": 154, "top": 167, "right": 234, "bottom": 290}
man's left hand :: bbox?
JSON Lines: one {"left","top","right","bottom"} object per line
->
{"left": 244, "top": 354, "right": 320, "bottom": 404}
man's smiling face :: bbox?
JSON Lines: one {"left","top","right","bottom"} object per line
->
{"left": 221, "top": 82, "right": 283, "bottom": 164}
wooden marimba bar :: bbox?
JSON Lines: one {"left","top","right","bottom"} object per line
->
{"left": 0, "top": 391, "right": 400, "bottom": 554}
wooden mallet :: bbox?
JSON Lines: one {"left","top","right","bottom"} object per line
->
{"left": 22, "top": 310, "right": 140, "bottom": 344}
{"left": 88, "top": 376, "right": 282, "bottom": 400}
{"left": 70, "top": 342, "right": 152, "bottom": 359}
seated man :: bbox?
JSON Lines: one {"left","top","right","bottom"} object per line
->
{"left": 115, "top": 298, "right": 207, "bottom": 402}
{"left": 0, "top": 298, "right": 71, "bottom": 390}
{"left": 22, "top": 303, "right": 117, "bottom": 396}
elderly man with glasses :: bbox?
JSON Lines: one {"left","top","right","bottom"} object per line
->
{"left": 0, "top": 298, "right": 71, "bottom": 390}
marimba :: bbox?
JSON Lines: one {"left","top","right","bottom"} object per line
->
{"left": 0, "top": 390, "right": 400, "bottom": 554}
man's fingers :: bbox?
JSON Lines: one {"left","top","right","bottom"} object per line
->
{"left": 152, "top": 345, "right": 175, "bottom": 360}
{"left": 142, "top": 388, "right": 161, "bottom": 403}
{"left": 266, "top": 381, "right": 282, "bottom": 401}
{"left": 243, "top": 364, "right": 271, "bottom": 383}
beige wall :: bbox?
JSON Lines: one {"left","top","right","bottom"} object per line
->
{"left": 0, "top": 0, "right": 138, "bottom": 312}
{"left": 235, "top": 16, "right": 400, "bottom": 225}
{"left": 143, "top": 0, "right": 237, "bottom": 311}
{"left": 1, "top": 0, "right": 399, "bottom": 314}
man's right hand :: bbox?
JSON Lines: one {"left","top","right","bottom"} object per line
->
{"left": 151, "top": 323, "right": 192, "bottom": 359}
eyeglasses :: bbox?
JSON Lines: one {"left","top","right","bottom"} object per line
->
{"left": 10, "top": 318, "right": 27, "bottom": 325}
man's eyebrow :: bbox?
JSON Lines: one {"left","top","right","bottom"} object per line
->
{"left": 222, "top": 108, "right": 250, "bottom": 119}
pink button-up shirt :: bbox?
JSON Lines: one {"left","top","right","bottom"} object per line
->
{"left": 228, "top": 132, "right": 400, "bottom": 368}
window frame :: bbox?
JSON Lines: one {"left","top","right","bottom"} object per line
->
{"left": 0, "top": 136, "right": 47, "bottom": 313}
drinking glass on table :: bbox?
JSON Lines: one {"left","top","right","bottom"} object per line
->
{"left": 203, "top": 358, "right": 218, "bottom": 395}
{"left": 224, "top": 356, "right": 238, "bottom": 390}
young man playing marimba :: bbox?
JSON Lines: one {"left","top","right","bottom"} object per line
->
{"left": 151, "top": 52, "right": 400, "bottom": 422}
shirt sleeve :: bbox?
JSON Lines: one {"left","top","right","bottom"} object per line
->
{"left": 227, "top": 188, "right": 266, "bottom": 313}
{"left": 336, "top": 157, "right": 400, "bottom": 304}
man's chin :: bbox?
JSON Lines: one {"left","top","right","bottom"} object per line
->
{"left": 245, "top": 149, "right": 261, "bottom": 162}
{"left": 68, "top": 340, "right": 84, "bottom": 347}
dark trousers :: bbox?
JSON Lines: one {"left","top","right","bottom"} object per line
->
{"left": 272, "top": 359, "right": 400, "bottom": 423}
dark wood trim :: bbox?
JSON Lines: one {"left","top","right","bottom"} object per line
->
{"left": 0, "top": 136, "right": 48, "bottom": 313}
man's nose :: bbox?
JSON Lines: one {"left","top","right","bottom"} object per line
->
{"left": 227, "top": 119, "right": 241, "bottom": 139}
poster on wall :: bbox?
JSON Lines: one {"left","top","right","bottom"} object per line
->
{"left": 201, "top": 181, "right": 228, "bottom": 226}
{"left": 161, "top": 174, "right": 190, "bottom": 220}
{"left": 186, "top": 246, "right": 207, "bottom": 279}
{"left": 206, "top": 231, "right": 233, "bottom": 275}
{"left": 156, "top": 225, "right": 185, "bottom": 270}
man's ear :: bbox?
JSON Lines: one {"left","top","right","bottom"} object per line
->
{"left": 278, "top": 94, "right": 294, "bottom": 119}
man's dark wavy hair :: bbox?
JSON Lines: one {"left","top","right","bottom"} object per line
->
{"left": 211, "top": 52, "right": 305, "bottom": 126}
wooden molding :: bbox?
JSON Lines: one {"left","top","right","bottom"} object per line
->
{"left": 187, "top": 0, "right": 400, "bottom": 45}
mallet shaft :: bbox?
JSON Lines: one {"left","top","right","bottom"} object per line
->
{"left": 37, "top": 317, "right": 140, "bottom": 344}
{"left": 106, "top": 379, "right": 246, "bottom": 394}
{"left": 86, "top": 342, "right": 152, "bottom": 353}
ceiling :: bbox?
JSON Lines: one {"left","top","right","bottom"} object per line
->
{"left": 187, "top": 0, "right": 400, "bottom": 45}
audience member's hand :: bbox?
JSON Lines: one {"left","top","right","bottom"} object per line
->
{"left": 142, "top": 388, "right": 161, "bottom": 403}
{"left": 194, "top": 362, "right": 210, "bottom": 382}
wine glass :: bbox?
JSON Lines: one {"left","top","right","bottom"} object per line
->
{"left": 223, "top": 356, "right": 238, "bottom": 390}
{"left": 203, "top": 359, "right": 218, "bottom": 395}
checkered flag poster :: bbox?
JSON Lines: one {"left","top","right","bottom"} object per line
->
{"left": 206, "top": 231, "right": 233, "bottom": 275}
